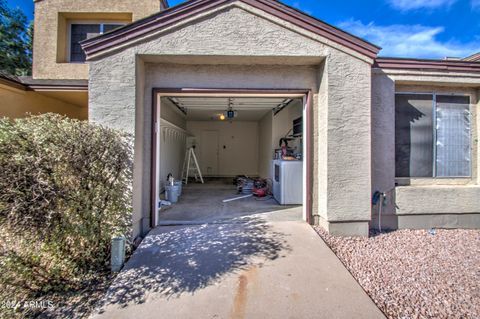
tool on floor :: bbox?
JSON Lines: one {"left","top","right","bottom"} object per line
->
{"left": 252, "top": 178, "right": 269, "bottom": 197}
{"left": 181, "top": 147, "right": 204, "bottom": 184}
{"left": 222, "top": 194, "right": 253, "bottom": 203}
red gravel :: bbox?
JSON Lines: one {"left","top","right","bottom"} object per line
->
{"left": 314, "top": 227, "right": 480, "bottom": 319}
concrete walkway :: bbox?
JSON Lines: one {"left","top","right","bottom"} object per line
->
{"left": 91, "top": 212, "right": 385, "bottom": 319}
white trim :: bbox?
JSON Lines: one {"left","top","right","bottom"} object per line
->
{"left": 302, "top": 95, "right": 307, "bottom": 222}
{"left": 154, "top": 94, "right": 162, "bottom": 226}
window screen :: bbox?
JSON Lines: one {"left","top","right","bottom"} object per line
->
{"left": 395, "top": 94, "right": 434, "bottom": 177}
{"left": 435, "top": 95, "right": 471, "bottom": 177}
{"left": 70, "top": 24, "right": 100, "bottom": 62}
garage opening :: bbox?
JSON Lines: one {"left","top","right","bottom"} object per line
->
{"left": 152, "top": 91, "right": 310, "bottom": 226}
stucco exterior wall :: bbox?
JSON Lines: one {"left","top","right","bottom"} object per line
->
{"left": 322, "top": 51, "right": 372, "bottom": 234}
{"left": 33, "top": 0, "right": 163, "bottom": 80}
{"left": 0, "top": 84, "right": 87, "bottom": 119}
{"left": 88, "top": 4, "right": 374, "bottom": 237}
{"left": 371, "top": 73, "right": 396, "bottom": 225}
{"left": 395, "top": 186, "right": 480, "bottom": 215}
{"left": 371, "top": 72, "right": 480, "bottom": 230}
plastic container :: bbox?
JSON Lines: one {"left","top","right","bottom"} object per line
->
{"left": 165, "top": 185, "right": 179, "bottom": 203}
{"left": 111, "top": 236, "right": 125, "bottom": 272}
{"left": 174, "top": 181, "right": 183, "bottom": 196}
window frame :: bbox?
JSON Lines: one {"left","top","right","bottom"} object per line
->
{"left": 395, "top": 91, "right": 472, "bottom": 179}
{"left": 66, "top": 20, "right": 126, "bottom": 63}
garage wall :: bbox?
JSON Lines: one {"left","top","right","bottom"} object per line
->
{"left": 159, "top": 98, "right": 188, "bottom": 192}
{"left": 258, "top": 111, "right": 273, "bottom": 178}
{"left": 186, "top": 120, "right": 259, "bottom": 176}
{"left": 272, "top": 99, "right": 303, "bottom": 153}
{"left": 258, "top": 100, "right": 303, "bottom": 180}
{"left": 161, "top": 98, "right": 186, "bottom": 129}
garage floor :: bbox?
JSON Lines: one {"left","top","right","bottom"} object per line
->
{"left": 158, "top": 178, "right": 302, "bottom": 224}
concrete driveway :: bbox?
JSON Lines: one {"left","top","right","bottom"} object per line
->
{"left": 91, "top": 211, "right": 385, "bottom": 319}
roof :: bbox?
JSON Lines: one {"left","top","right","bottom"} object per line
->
{"left": 373, "top": 57, "right": 480, "bottom": 74}
{"left": 34, "top": 0, "right": 170, "bottom": 8}
{"left": 0, "top": 71, "right": 27, "bottom": 90}
{"left": 463, "top": 52, "right": 480, "bottom": 62}
{"left": 0, "top": 72, "right": 88, "bottom": 91}
{"left": 81, "top": 0, "right": 381, "bottom": 59}
{"left": 19, "top": 77, "right": 88, "bottom": 91}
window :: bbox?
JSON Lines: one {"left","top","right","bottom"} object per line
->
{"left": 69, "top": 23, "right": 124, "bottom": 62}
{"left": 395, "top": 93, "right": 471, "bottom": 178}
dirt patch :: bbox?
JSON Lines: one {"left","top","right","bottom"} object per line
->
{"left": 314, "top": 227, "right": 480, "bottom": 319}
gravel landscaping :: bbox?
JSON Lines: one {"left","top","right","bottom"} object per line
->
{"left": 315, "top": 227, "right": 480, "bottom": 319}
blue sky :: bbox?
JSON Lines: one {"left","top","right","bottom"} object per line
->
{"left": 8, "top": 0, "right": 480, "bottom": 59}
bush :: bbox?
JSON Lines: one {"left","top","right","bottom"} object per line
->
{"left": 0, "top": 114, "right": 133, "bottom": 316}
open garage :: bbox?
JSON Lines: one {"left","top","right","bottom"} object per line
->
{"left": 153, "top": 93, "right": 308, "bottom": 225}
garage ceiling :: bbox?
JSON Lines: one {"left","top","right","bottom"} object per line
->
{"left": 168, "top": 97, "right": 295, "bottom": 121}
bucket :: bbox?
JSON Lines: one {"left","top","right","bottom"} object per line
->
{"left": 165, "top": 185, "right": 179, "bottom": 203}
{"left": 174, "top": 181, "right": 183, "bottom": 196}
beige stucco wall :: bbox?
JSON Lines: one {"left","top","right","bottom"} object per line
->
{"left": 88, "top": 3, "right": 373, "bottom": 237}
{"left": 371, "top": 72, "right": 397, "bottom": 225}
{"left": 371, "top": 71, "right": 480, "bottom": 230}
{"left": 0, "top": 84, "right": 87, "bottom": 119}
{"left": 32, "top": 0, "right": 163, "bottom": 80}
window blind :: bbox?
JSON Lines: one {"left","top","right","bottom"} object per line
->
{"left": 435, "top": 95, "right": 471, "bottom": 177}
{"left": 395, "top": 94, "right": 434, "bottom": 177}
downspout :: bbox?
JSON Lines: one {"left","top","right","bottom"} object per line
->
{"left": 372, "top": 191, "right": 387, "bottom": 232}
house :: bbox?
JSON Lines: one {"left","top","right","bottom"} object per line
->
{"left": 0, "top": 71, "right": 88, "bottom": 119}
{"left": 4, "top": 0, "right": 480, "bottom": 238}
{"left": 0, "top": 0, "right": 168, "bottom": 119}
{"left": 464, "top": 52, "right": 480, "bottom": 62}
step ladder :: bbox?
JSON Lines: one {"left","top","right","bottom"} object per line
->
{"left": 181, "top": 147, "right": 204, "bottom": 184}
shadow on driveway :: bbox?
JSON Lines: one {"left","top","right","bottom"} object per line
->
{"left": 96, "top": 216, "right": 290, "bottom": 311}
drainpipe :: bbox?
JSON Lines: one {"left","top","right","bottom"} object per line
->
{"left": 372, "top": 191, "right": 387, "bottom": 232}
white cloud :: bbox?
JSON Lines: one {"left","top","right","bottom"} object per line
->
{"left": 388, "top": 0, "right": 457, "bottom": 10}
{"left": 340, "top": 20, "right": 480, "bottom": 59}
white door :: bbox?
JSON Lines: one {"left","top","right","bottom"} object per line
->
{"left": 201, "top": 130, "right": 219, "bottom": 176}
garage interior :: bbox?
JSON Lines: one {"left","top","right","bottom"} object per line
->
{"left": 155, "top": 95, "right": 305, "bottom": 224}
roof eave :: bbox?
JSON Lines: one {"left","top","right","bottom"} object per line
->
{"left": 28, "top": 85, "right": 88, "bottom": 91}
{"left": 81, "top": 0, "right": 380, "bottom": 60}
{"left": 0, "top": 77, "right": 27, "bottom": 91}
{"left": 373, "top": 57, "right": 480, "bottom": 74}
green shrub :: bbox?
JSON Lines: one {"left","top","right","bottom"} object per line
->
{"left": 0, "top": 114, "right": 133, "bottom": 315}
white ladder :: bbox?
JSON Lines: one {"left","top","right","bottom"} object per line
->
{"left": 181, "top": 147, "right": 204, "bottom": 184}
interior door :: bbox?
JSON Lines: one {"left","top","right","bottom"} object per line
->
{"left": 201, "top": 130, "right": 219, "bottom": 176}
